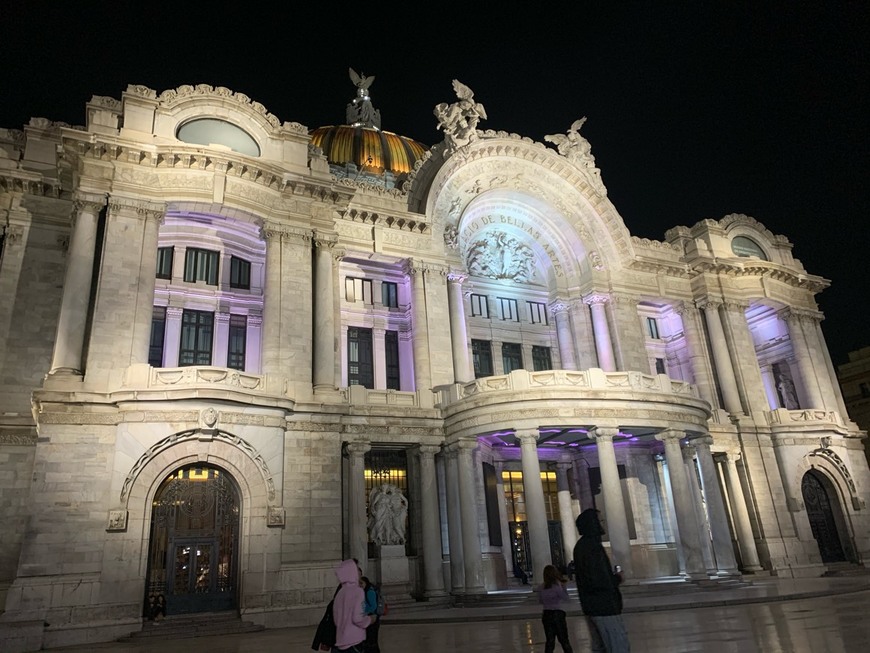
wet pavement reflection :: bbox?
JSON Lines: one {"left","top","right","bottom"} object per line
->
{"left": 54, "top": 589, "right": 870, "bottom": 653}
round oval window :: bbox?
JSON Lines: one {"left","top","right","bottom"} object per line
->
{"left": 176, "top": 118, "right": 260, "bottom": 157}
{"left": 731, "top": 235, "right": 767, "bottom": 260}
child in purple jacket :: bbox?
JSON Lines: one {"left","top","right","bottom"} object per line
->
{"left": 538, "top": 564, "right": 574, "bottom": 653}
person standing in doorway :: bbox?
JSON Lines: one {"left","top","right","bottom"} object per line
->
{"left": 537, "top": 564, "right": 574, "bottom": 653}
{"left": 573, "top": 509, "right": 631, "bottom": 652}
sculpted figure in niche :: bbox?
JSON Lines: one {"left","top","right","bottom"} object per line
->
{"left": 545, "top": 117, "right": 595, "bottom": 166}
{"left": 434, "top": 79, "right": 487, "bottom": 153}
{"left": 466, "top": 231, "right": 536, "bottom": 282}
{"left": 368, "top": 483, "right": 409, "bottom": 546}
{"left": 776, "top": 374, "right": 800, "bottom": 410}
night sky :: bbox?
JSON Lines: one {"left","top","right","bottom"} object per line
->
{"left": 2, "top": 3, "right": 867, "bottom": 365}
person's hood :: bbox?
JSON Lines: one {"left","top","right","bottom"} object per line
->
{"left": 576, "top": 509, "right": 604, "bottom": 538}
{"left": 335, "top": 559, "right": 360, "bottom": 586}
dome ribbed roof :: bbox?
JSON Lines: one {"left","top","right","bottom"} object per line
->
{"left": 310, "top": 125, "right": 428, "bottom": 176}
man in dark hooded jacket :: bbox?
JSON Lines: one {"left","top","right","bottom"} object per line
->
{"left": 573, "top": 508, "right": 631, "bottom": 652}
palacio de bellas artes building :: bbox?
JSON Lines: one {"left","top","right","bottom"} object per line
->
{"left": 0, "top": 70, "right": 868, "bottom": 650}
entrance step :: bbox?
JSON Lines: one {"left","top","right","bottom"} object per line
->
{"left": 119, "top": 611, "right": 264, "bottom": 641}
{"left": 822, "top": 562, "right": 870, "bottom": 577}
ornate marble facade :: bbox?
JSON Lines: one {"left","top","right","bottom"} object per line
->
{"left": 0, "top": 78, "right": 868, "bottom": 651}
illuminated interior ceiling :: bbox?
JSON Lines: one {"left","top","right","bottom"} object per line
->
{"left": 309, "top": 125, "right": 428, "bottom": 175}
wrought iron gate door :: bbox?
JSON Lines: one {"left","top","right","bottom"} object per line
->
{"left": 801, "top": 471, "right": 846, "bottom": 563}
{"left": 146, "top": 465, "right": 240, "bottom": 615}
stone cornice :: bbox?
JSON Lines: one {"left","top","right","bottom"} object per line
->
{"left": 690, "top": 259, "right": 829, "bottom": 293}
{"left": 0, "top": 168, "right": 64, "bottom": 198}
{"left": 340, "top": 207, "right": 430, "bottom": 234}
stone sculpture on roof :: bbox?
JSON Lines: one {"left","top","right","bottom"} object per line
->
{"left": 434, "top": 79, "right": 487, "bottom": 154}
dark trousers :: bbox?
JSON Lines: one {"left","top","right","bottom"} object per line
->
{"left": 365, "top": 617, "right": 381, "bottom": 653}
{"left": 542, "top": 609, "right": 574, "bottom": 653}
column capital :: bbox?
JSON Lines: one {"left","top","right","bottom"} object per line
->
{"left": 691, "top": 435, "right": 715, "bottom": 449}
{"left": 447, "top": 270, "right": 468, "bottom": 284}
{"left": 165, "top": 306, "right": 184, "bottom": 319}
{"left": 588, "top": 426, "right": 619, "bottom": 442}
{"left": 261, "top": 222, "right": 312, "bottom": 243}
{"left": 694, "top": 297, "right": 722, "bottom": 312}
{"left": 214, "top": 312, "right": 231, "bottom": 324}
{"left": 72, "top": 192, "right": 107, "bottom": 216}
{"left": 247, "top": 315, "right": 263, "bottom": 327}
{"left": 549, "top": 300, "right": 570, "bottom": 315}
{"left": 777, "top": 306, "right": 822, "bottom": 324}
{"left": 514, "top": 428, "right": 540, "bottom": 444}
{"left": 583, "top": 292, "right": 610, "bottom": 306}
{"left": 673, "top": 300, "right": 699, "bottom": 317}
{"left": 417, "top": 444, "right": 442, "bottom": 458}
{"left": 312, "top": 230, "right": 338, "bottom": 248}
{"left": 654, "top": 428, "right": 685, "bottom": 443}
{"left": 345, "top": 441, "right": 371, "bottom": 457}
{"left": 107, "top": 195, "right": 165, "bottom": 220}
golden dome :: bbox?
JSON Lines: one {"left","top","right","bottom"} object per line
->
{"left": 310, "top": 125, "right": 428, "bottom": 176}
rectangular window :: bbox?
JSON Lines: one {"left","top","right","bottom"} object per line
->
{"left": 179, "top": 310, "right": 214, "bottom": 366}
{"left": 148, "top": 306, "right": 166, "bottom": 367}
{"left": 502, "top": 342, "right": 523, "bottom": 373}
{"left": 348, "top": 327, "right": 374, "bottom": 388}
{"left": 646, "top": 317, "right": 660, "bottom": 340}
{"left": 345, "top": 277, "right": 373, "bottom": 304}
{"left": 156, "top": 247, "right": 173, "bottom": 280}
{"left": 381, "top": 281, "right": 398, "bottom": 308}
{"left": 385, "top": 330, "right": 400, "bottom": 390}
{"left": 498, "top": 297, "right": 519, "bottom": 322}
{"left": 532, "top": 345, "right": 552, "bottom": 371}
{"left": 528, "top": 301, "right": 548, "bottom": 325}
{"left": 470, "top": 293, "right": 489, "bottom": 318}
{"left": 183, "top": 248, "right": 219, "bottom": 285}
{"left": 228, "top": 314, "right": 247, "bottom": 370}
{"left": 229, "top": 256, "right": 251, "bottom": 289}
{"left": 472, "top": 339, "right": 493, "bottom": 378}
{"left": 655, "top": 357, "right": 666, "bottom": 375}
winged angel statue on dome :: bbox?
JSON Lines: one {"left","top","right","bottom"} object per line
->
{"left": 434, "top": 80, "right": 487, "bottom": 154}
{"left": 347, "top": 67, "right": 381, "bottom": 129}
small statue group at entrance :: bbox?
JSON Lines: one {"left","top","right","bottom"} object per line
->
{"left": 367, "top": 483, "right": 408, "bottom": 546}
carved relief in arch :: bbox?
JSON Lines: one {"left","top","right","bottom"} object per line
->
{"left": 793, "top": 447, "right": 864, "bottom": 512}
{"left": 120, "top": 428, "right": 277, "bottom": 506}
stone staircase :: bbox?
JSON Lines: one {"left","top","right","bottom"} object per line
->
{"left": 822, "top": 561, "right": 870, "bottom": 577}
{"left": 118, "top": 611, "right": 264, "bottom": 642}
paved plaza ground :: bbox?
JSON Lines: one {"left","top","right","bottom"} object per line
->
{"left": 51, "top": 577, "right": 870, "bottom": 653}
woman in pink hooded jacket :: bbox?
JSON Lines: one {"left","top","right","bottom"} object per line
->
{"left": 331, "top": 559, "right": 375, "bottom": 652}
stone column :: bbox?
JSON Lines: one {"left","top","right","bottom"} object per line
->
{"left": 556, "top": 461, "right": 578, "bottom": 561}
{"left": 212, "top": 313, "right": 230, "bottom": 367}
{"left": 418, "top": 445, "right": 447, "bottom": 597}
{"left": 447, "top": 272, "right": 473, "bottom": 383}
{"left": 129, "top": 206, "right": 165, "bottom": 364}
{"left": 163, "top": 307, "right": 183, "bottom": 367}
{"left": 246, "top": 315, "right": 262, "bottom": 373}
{"left": 373, "top": 327, "right": 386, "bottom": 389}
{"left": 456, "top": 439, "right": 484, "bottom": 593}
{"left": 760, "top": 365, "right": 780, "bottom": 409}
{"left": 781, "top": 309, "right": 824, "bottom": 409}
{"left": 813, "top": 319, "right": 850, "bottom": 417}
{"left": 683, "top": 445, "right": 717, "bottom": 575}
{"left": 694, "top": 438, "right": 739, "bottom": 575}
{"left": 717, "top": 452, "right": 762, "bottom": 571}
{"left": 550, "top": 301, "right": 577, "bottom": 370}
{"left": 589, "top": 427, "right": 633, "bottom": 579}
{"left": 584, "top": 294, "right": 616, "bottom": 371}
{"left": 444, "top": 448, "right": 465, "bottom": 592}
{"left": 675, "top": 302, "right": 718, "bottom": 407}
{"left": 409, "top": 262, "right": 432, "bottom": 391}
{"left": 517, "top": 430, "right": 553, "bottom": 578}
{"left": 313, "top": 237, "right": 337, "bottom": 390}
{"left": 569, "top": 300, "right": 598, "bottom": 370}
{"left": 49, "top": 195, "right": 105, "bottom": 375}
{"left": 698, "top": 300, "right": 743, "bottom": 414}
{"left": 657, "top": 430, "right": 707, "bottom": 579}
{"left": 346, "top": 441, "right": 371, "bottom": 571}
{"left": 493, "top": 461, "right": 513, "bottom": 575}
{"left": 260, "top": 225, "right": 282, "bottom": 375}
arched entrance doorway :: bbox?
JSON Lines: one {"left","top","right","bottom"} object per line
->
{"left": 801, "top": 470, "right": 846, "bottom": 563}
{"left": 145, "top": 463, "right": 241, "bottom": 615}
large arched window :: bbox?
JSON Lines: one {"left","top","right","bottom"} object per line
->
{"left": 176, "top": 118, "right": 260, "bottom": 157}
